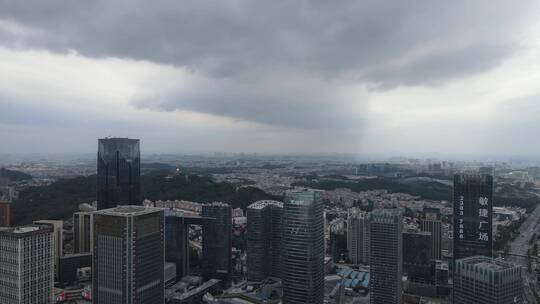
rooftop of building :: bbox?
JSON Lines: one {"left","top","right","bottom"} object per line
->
{"left": 34, "top": 219, "right": 63, "bottom": 225}
{"left": 454, "top": 173, "right": 493, "bottom": 183}
{"left": 457, "top": 256, "right": 519, "bottom": 272}
{"left": 247, "top": 200, "right": 283, "bottom": 210}
{"left": 403, "top": 230, "right": 431, "bottom": 236}
{"left": 94, "top": 205, "right": 162, "bottom": 216}
{"left": 369, "top": 208, "right": 401, "bottom": 222}
{"left": 476, "top": 261, "right": 505, "bottom": 271}
{"left": 98, "top": 137, "right": 139, "bottom": 142}
{"left": 78, "top": 202, "right": 97, "bottom": 212}
{"left": 0, "top": 225, "right": 51, "bottom": 236}
{"left": 348, "top": 207, "right": 367, "bottom": 218}
{"left": 286, "top": 188, "right": 321, "bottom": 195}
{"left": 164, "top": 208, "right": 204, "bottom": 218}
{"left": 285, "top": 188, "right": 323, "bottom": 206}
{"left": 493, "top": 207, "right": 516, "bottom": 215}
{"left": 219, "top": 278, "right": 282, "bottom": 303}
{"left": 12, "top": 226, "right": 40, "bottom": 233}
{"left": 170, "top": 278, "right": 221, "bottom": 300}
{"left": 204, "top": 201, "right": 231, "bottom": 208}
{"left": 326, "top": 269, "right": 370, "bottom": 303}
{"left": 59, "top": 252, "right": 93, "bottom": 259}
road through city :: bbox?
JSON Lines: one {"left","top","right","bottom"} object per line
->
{"left": 507, "top": 200, "right": 540, "bottom": 304}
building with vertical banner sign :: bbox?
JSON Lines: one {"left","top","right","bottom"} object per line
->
{"left": 453, "top": 174, "right": 493, "bottom": 262}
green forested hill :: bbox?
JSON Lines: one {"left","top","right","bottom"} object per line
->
{"left": 12, "top": 175, "right": 97, "bottom": 224}
{"left": 294, "top": 177, "right": 540, "bottom": 211}
{"left": 293, "top": 178, "right": 453, "bottom": 200}
{"left": 11, "top": 171, "right": 278, "bottom": 225}
{"left": 0, "top": 168, "right": 32, "bottom": 181}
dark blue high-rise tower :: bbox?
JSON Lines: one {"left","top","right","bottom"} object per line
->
{"left": 453, "top": 174, "right": 493, "bottom": 261}
{"left": 97, "top": 138, "right": 141, "bottom": 210}
{"left": 202, "top": 202, "right": 232, "bottom": 288}
{"left": 246, "top": 200, "right": 283, "bottom": 282}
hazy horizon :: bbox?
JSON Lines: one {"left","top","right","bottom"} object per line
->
{"left": 2, "top": 149, "right": 540, "bottom": 166}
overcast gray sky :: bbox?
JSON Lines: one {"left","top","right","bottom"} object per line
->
{"left": 1, "top": 1, "right": 540, "bottom": 155}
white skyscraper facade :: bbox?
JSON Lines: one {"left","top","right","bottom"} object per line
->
{"left": 0, "top": 226, "right": 54, "bottom": 304}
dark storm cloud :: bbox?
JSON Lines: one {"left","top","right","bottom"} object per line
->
{"left": 0, "top": 0, "right": 535, "bottom": 129}
{"left": 365, "top": 44, "right": 517, "bottom": 89}
{"left": 0, "top": 1, "right": 530, "bottom": 78}
{"left": 130, "top": 74, "right": 361, "bottom": 129}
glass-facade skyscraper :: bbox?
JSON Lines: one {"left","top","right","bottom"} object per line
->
{"left": 165, "top": 210, "right": 206, "bottom": 279}
{"left": 97, "top": 138, "right": 141, "bottom": 210}
{"left": 92, "top": 206, "right": 164, "bottom": 304}
{"left": 453, "top": 174, "right": 493, "bottom": 261}
{"left": 282, "top": 189, "right": 324, "bottom": 304}
{"left": 246, "top": 200, "right": 283, "bottom": 282}
{"left": 165, "top": 215, "right": 190, "bottom": 280}
{"left": 202, "top": 202, "right": 232, "bottom": 288}
{"left": 369, "top": 208, "right": 402, "bottom": 304}
{"left": 403, "top": 231, "right": 432, "bottom": 284}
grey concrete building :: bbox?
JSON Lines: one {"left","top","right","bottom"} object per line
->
{"left": 34, "top": 220, "right": 63, "bottom": 279}
{"left": 73, "top": 211, "right": 93, "bottom": 254}
{"left": 454, "top": 256, "right": 523, "bottom": 304}
{"left": 202, "top": 202, "right": 232, "bottom": 288}
{"left": 347, "top": 208, "right": 369, "bottom": 265}
{"left": 282, "top": 189, "right": 325, "bottom": 304}
{"left": 0, "top": 225, "right": 54, "bottom": 304}
{"left": 93, "top": 206, "right": 165, "bottom": 304}
{"left": 369, "top": 208, "right": 402, "bottom": 304}
{"left": 420, "top": 207, "right": 442, "bottom": 260}
{"left": 246, "top": 200, "right": 284, "bottom": 282}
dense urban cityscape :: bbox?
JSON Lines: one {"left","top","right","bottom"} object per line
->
{"left": 1, "top": 138, "right": 540, "bottom": 303}
{"left": 2, "top": 1, "right": 540, "bottom": 303}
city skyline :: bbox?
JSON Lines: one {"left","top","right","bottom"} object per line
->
{"left": 0, "top": 135, "right": 536, "bottom": 303}
{"left": 1, "top": 2, "right": 540, "bottom": 155}
{"left": 2, "top": 1, "right": 540, "bottom": 303}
